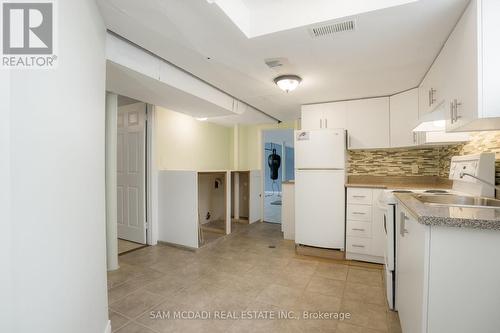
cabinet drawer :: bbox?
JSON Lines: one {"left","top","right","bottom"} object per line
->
{"left": 347, "top": 204, "right": 372, "bottom": 221}
{"left": 347, "top": 188, "right": 373, "bottom": 205}
{"left": 346, "top": 221, "right": 372, "bottom": 238}
{"left": 346, "top": 236, "right": 371, "bottom": 254}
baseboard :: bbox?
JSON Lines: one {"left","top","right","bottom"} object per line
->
{"left": 296, "top": 244, "right": 345, "bottom": 260}
{"left": 346, "top": 252, "right": 384, "bottom": 264}
{"left": 157, "top": 240, "right": 198, "bottom": 252}
{"left": 104, "top": 320, "right": 111, "bottom": 333}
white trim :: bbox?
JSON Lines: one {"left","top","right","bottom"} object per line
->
{"left": 259, "top": 130, "right": 265, "bottom": 222}
{"left": 105, "top": 92, "right": 119, "bottom": 271}
{"left": 104, "top": 320, "right": 111, "bottom": 333}
{"left": 146, "top": 104, "right": 158, "bottom": 245}
{"left": 225, "top": 171, "right": 232, "bottom": 234}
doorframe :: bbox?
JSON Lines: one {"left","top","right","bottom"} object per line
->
{"left": 260, "top": 128, "right": 295, "bottom": 224}
{"left": 106, "top": 97, "right": 158, "bottom": 270}
{"left": 145, "top": 104, "right": 158, "bottom": 246}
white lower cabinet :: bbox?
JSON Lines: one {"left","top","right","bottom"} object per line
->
{"left": 346, "top": 188, "right": 384, "bottom": 263}
{"left": 396, "top": 203, "right": 500, "bottom": 333}
{"left": 396, "top": 206, "right": 429, "bottom": 333}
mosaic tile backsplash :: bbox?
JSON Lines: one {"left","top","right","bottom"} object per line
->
{"left": 348, "top": 131, "right": 500, "bottom": 186}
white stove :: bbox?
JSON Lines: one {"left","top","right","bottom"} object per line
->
{"left": 378, "top": 153, "right": 496, "bottom": 311}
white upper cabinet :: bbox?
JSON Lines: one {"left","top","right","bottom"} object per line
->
{"left": 390, "top": 89, "right": 419, "bottom": 148}
{"left": 418, "top": 53, "right": 446, "bottom": 120}
{"left": 443, "top": 0, "right": 479, "bottom": 132}
{"left": 346, "top": 97, "right": 390, "bottom": 150}
{"left": 301, "top": 102, "right": 347, "bottom": 130}
{"left": 419, "top": 0, "right": 500, "bottom": 132}
{"left": 301, "top": 105, "right": 325, "bottom": 130}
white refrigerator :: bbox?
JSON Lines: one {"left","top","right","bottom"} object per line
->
{"left": 294, "top": 129, "right": 346, "bottom": 250}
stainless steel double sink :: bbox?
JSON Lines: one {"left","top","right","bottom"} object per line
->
{"left": 415, "top": 194, "right": 500, "bottom": 209}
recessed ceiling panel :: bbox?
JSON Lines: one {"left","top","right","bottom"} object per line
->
{"left": 212, "top": 0, "right": 419, "bottom": 38}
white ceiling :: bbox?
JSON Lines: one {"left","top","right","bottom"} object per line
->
{"left": 216, "top": 0, "right": 418, "bottom": 38}
{"left": 117, "top": 95, "right": 140, "bottom": 106}
{"left": 97, "top": 0, "right": 469, "bottom": 122}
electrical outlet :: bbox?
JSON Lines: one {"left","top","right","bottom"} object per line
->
{"left": 412, "top": 164, "right": 419, "bottom": 174}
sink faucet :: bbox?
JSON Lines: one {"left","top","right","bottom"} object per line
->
{"left": 459, "top": 171, "right": 500, "bottom": 191}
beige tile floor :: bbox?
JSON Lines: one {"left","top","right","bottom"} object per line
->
{"left": 108, "top": 222, "right": 402, "bottom": 333}
{"left": 118, "top": 239, "right": 147, "bottom": 255}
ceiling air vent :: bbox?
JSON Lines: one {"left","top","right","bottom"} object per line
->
{"left": 309, "top": 20, "right": 356, "bottom": 38}
{"left": 264, "top": 57, "right": 290, "bottom": 70}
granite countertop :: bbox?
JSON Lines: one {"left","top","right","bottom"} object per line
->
{"left": 345, "top": 175, "right": 452, "bottom": 190}
{"left": 394, "top": 193, "right": 500, "bottom": 230}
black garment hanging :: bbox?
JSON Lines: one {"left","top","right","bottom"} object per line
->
{"left": 268, "top": 148, "right": 281, "bottom": 180}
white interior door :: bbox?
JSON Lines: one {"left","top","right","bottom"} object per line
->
{"left": 249, "top": 170, "right": 262, "bottom": 223}
{"left": 117, "top": 103, "right": 146, "bottom": 244}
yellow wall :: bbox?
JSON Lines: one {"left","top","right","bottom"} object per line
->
{"left": 155, "top": 105, "right": 298, "bottom": 171}
{"left": 156, "top": 107, "right": 234, "bottom": 171}
{"left": 236, "top": 121, "right": 298, "bottom": 170}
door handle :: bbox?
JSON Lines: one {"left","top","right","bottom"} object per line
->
{"left": 383, "top": 214, "right": 387, "bottom": 234}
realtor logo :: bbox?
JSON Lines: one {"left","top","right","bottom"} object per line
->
{"left": 1, "top": 0, "right": 57, "bottom": 68}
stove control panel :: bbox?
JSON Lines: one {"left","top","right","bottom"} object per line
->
{"left": 449, "top": 153, "right": 495, "bottom": 197}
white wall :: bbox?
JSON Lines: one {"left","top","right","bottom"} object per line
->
{"left": 0, "top": 63, "right": 12, "bottom": 333}
{"left": 6, "top": 0, "right": 109, "bottom": 332}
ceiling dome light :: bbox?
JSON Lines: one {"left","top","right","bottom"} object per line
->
{"left": 274, "top": 75, "right": 302, "bottom": 93}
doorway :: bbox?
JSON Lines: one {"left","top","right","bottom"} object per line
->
{"left": 262, "top": 129, "right": 295, "bottom": 224}
{"left": 116, "top": 95, "right": 148, "bottom": 254}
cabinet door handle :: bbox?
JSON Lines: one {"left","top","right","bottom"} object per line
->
{"left": 319, "top": 119, "right": 323, "bottom": 129}
{"left": 383, "top": 214, "right": 387, "bottom": 234}
{"left": 352, "top": 244, "right": 365, "bottom": 248}
{"left": 450, "top": 101, "right": 455, "bottom": 124}
{"left": 347, "top": 135, "right": 351, "bottom": 148}
{"left": 352, "top": 212, "right": 366, "bottom": 215}
{"left": 413, "top": 132, "right": 417, "bottom": 144}
{"left": 400, "top": 212, "right": 409, "bottom": 237}
{"left": 352, "top": 195, "right": 366, "bottom": 198}
{"left": 352, "top": 228, "right": 365, "bottom": 231}
{"left": 325, "top": 118, "right": 328, "bottom": 128}
{"left": 454, "top": 99, "right": 462, "bottom": 121}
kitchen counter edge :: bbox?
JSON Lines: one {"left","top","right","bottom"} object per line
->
{"left": 394, "top": 193, "right": 500, "bottom": 230}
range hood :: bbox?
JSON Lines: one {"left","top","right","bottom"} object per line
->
{"left": 413, "top": 101, "right": 446, "bottom": 132}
